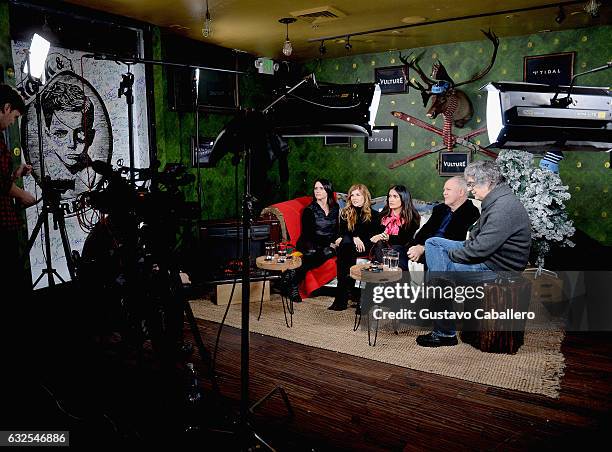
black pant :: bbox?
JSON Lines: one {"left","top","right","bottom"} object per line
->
{"left": 295, "top": 245, "right": 336, "bottom": 283}
{"left": 335, "top": 236, "right": 372, "bottom": 299}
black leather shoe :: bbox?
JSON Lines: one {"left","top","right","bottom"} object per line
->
{"left": 416, "top": 332, "right": 458, "bottom": 347}
{"left": 327, "top": 299, "right": 348, "bottom": 311}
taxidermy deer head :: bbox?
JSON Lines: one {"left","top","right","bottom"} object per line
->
{"left": 399, "top": 29, "right": 499, "bottom": 129}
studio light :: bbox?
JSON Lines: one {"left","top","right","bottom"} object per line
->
{"left": 279, "top": 17, "right": 297, "bottom": 57}
{"left": 23, "top": 33, "right": 50, "bottom": 81}
{"left": 482, "top": 81, "right": 612, "bottom": 151}
{"left": 269, "top": 81, "right": 381, "bottom": 137}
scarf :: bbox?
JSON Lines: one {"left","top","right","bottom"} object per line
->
{"left": 382, "top": 213, "right": 404, "bottom": 236}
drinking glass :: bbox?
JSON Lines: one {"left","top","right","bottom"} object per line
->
{"left": 277, "top": 243, "right": 287, "bottom": 263}
{"left": 382, "top": 248, "right": 391, "bottom": 269}
{"left": 264, "top": 241, "right": 276, "bottom": 260}
{"left": 387, "top": 250, "right": 400, "bottom": 271}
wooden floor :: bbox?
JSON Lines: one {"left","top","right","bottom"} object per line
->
{"left": 3, "top": 287, "right": 611, "bottom": 450}
{"left": 188, "top": 317, "right": 612, "bottom": 451}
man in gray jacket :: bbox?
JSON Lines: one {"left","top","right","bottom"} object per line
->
{"left": 416, "top": 160, "right": 531, "bottom": 347}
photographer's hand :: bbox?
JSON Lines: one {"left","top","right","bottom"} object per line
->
{"left": 10, "top": 184, "right": 36, "bottom": 207}
{"left": 12, "top": 163, "right": 32, "bottom": 180}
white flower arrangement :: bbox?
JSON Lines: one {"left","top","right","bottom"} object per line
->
{"left": 497, "top": 149, "right": 575, "bottom": 270}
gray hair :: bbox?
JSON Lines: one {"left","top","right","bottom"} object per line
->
{"left": 447, "top": 176, "right": 468, "bottom": 193}
{"left": 464, "top": 160, "right": 504, "bottom": 188}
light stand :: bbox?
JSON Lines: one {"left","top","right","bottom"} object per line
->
{"left": 229, "top": 111, "right": 295, "bottom": 451}
{"left": 117, "top": 67, "right": 136, "bottom": 187}
{"left": 23, "top": 34, "right": 76, "bottom": 288}
{"left": 82, "top": 52, "right": 244, "bottom": 213}
{"left": 211, "top": 78, "right": 380, "bottom": 449}
{"left": 550, "top": 60, "right": 612, "bottom": 108}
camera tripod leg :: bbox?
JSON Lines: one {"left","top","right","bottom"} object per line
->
{"left": 184, "top": 300, "right": 219, "bottom": 393}
{"left": 26, "top": 212, "right": 44, "bottom": 254}
{"left": 252, "top": 430, "right": 277, "bottom": 452}
{"left": 248, "top": 385, "right": 294, "bottom": 420}
{"left": 54, "top": 212, "right": 76, "bottom": 281}
{"left": 27, "top": 206, "right": 66, "bottom": 287}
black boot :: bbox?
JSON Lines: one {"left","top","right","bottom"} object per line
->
{"left": 328, "top": 290, "right": 348, "bottom": 311}
{"left": 285, "top": 269, "right": 302, "bottom": 304}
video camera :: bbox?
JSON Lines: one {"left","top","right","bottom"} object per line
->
{"left": 40, "top": 176, "right": 75, "bottom": 194}
{"left": 87, "top": 160, "right": 199, "bottom": 220}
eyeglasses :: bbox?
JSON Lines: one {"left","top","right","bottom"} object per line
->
{"left": 466, "top": 181, "right": 476, "bottom": 189}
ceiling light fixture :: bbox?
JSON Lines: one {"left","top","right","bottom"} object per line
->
{"left": 279, "top": 17, "right": 297, "bottom": 57}
{"left": 345, "top": 36, "right": 352, "bottom": 51}
{"left": 584, "top": 0, "right": 601, "bottom": 17}
{"left": 555, "top": 5, "right": 566, "bottom": 23}
{"left": 202, "top": 0, "right": 212, "bottom": 38}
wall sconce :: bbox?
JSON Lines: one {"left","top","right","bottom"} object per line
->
{"left": 279, "top": 17, "right": 297, "bottom": 57}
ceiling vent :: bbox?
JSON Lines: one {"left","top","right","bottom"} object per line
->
{"left": 290, "top": 6, "right": 347, "bottom": 24}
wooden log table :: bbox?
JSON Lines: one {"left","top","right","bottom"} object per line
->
{"left": 460, "top": 277, "right": 532, "bottom": 354}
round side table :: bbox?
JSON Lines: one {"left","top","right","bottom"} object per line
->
{"left": 350, "top": 262, "right": 402, "bottom": 345}
{"left": 256, "top": 255, "right": 302, "bottom": 328}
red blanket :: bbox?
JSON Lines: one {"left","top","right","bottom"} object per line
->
{"left": 270, "top": 196, "right": 337, "bottom": 298}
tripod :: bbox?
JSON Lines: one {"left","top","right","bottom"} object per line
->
{"left": 25, "top": 70, "right": 76, "bottom": 288}
{"left": 26, "top": 178, "right": 76, "bottom": 288}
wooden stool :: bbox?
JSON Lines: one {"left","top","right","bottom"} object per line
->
{"left": 460, "top": 277, "right": 532, "bottom": 354}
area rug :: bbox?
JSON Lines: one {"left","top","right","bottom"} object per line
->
{"left": 189, "top": 296, "right": 565, "bottom": 398}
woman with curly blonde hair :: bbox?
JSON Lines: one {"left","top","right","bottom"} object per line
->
{"left": 328, "top": 183, "right": 380, "bottom": 311}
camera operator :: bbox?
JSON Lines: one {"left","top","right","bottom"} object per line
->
{"left": 82, "top": 160, "right": 197, "bottom": 361}
{"left": 0, "top": 84, "right": 35, "bottom": 291}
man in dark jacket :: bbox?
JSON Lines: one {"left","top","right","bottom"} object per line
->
{"left": 407, "top": 176, "right": 480, "bottom": 266}
{"left": 416, "top": 161, "right": 531, "bottom": 347}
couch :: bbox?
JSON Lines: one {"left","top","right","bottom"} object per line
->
{"left": 261, "top": 195, "right": 481, "bottom": 297}
{"left": 261, "top": 196, "right": 337, "bottom": 298}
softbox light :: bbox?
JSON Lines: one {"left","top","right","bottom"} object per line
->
{"left": 483, "top": 82, "right": 612, "bottom": 151}
{"left": 266, "top": 82, "right": 381, "bottom": 137}
{"left": 23, "top": 33, "right": 50, "bottom": 81}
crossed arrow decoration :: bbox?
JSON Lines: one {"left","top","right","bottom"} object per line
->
{"left": 387, "top": 111, "right": 498, "bottom": 170}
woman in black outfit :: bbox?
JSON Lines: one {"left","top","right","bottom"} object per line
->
{"left": 328, "top": 184, "right": 379, "bottom": 311}
{"left": 370, "top": 184, "right": 420, "bottom": 271}
{"left": 286, "top": 178, "right": 339, "bottom": 303}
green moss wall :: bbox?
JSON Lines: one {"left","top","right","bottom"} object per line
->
{"left": 298, "top": 26, "right": 612, "bottom": 244}
{"left": 152, "top": 28, "right": 244, "bottom": 220}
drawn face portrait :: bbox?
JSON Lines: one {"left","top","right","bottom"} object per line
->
{"left": 22, "top": 71, "right": 112, "bottom": 210}
{"left": 46, "top": 109, "right": 92, "bottom": 170}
